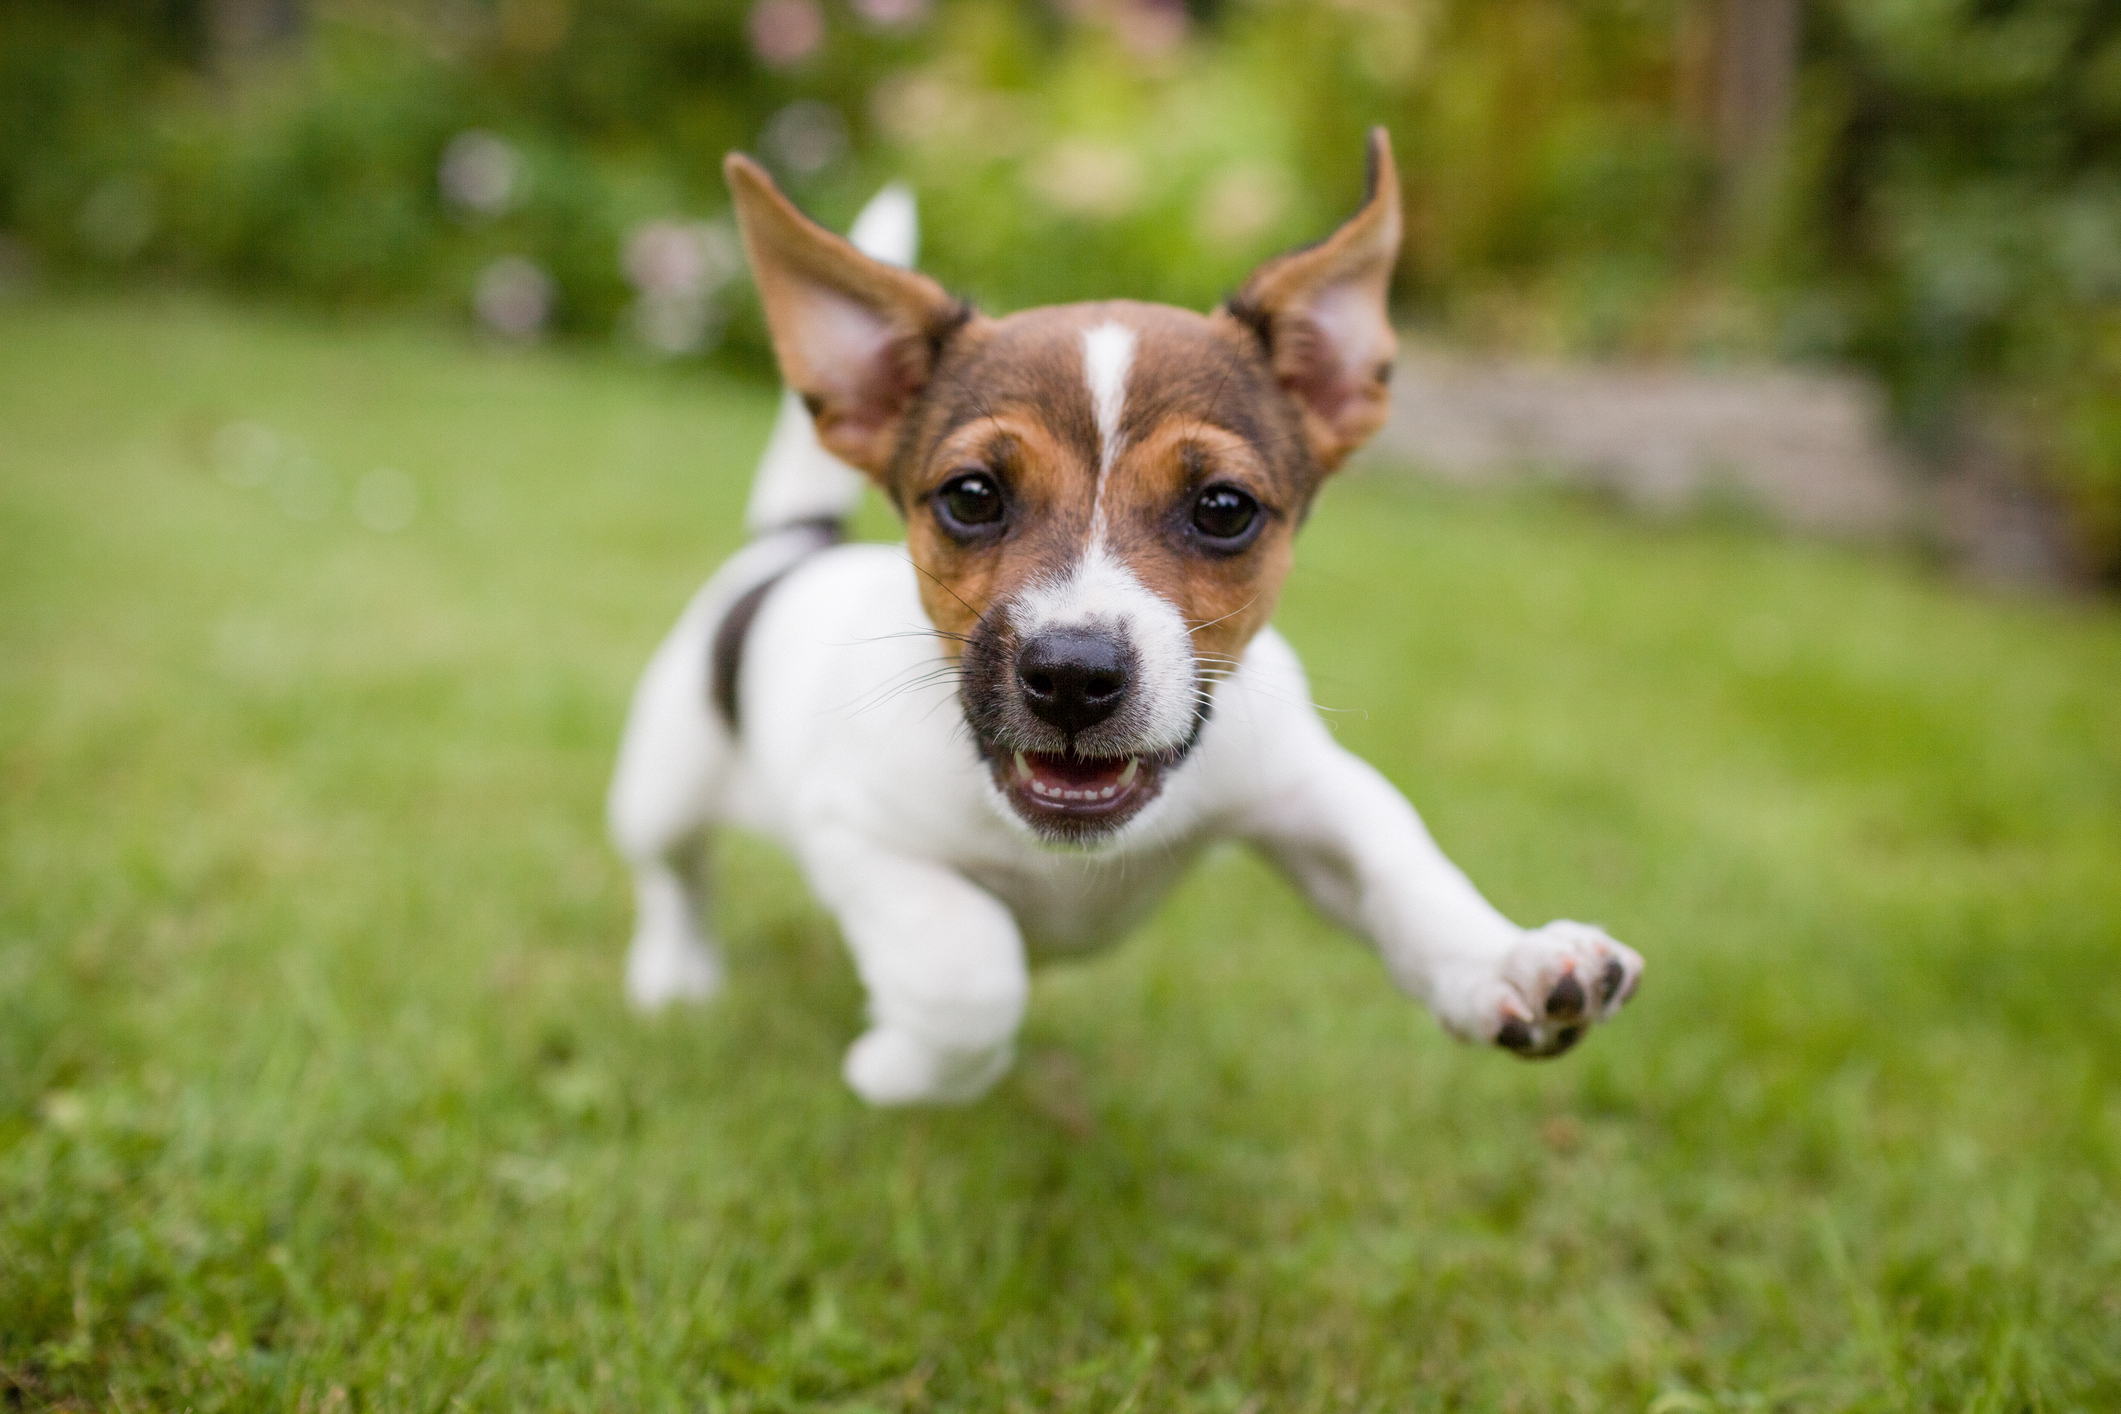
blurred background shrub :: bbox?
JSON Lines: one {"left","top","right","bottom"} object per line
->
{"left": 3, "top": 0, "right": 2117, "bottom": 578}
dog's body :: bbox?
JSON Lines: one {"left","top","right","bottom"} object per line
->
{"left": 610, "top": 134, "right": 1642, "bottom": 1105}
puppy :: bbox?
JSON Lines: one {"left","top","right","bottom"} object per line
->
{"left": 609, "top": 130, "right": 1642, "bottom": 1105}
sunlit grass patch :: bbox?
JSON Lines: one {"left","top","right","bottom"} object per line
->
{"left": 3, "top": 296, "right": 2118, "bottom": 1411}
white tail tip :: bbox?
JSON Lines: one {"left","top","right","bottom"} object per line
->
{"left": 847, "top": 182, "right": 917, "bottom": 269}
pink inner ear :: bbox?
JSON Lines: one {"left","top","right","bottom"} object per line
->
{"left": 794, "top": 288, "right": 906, "bottom": 434}
{"left": 1298, "top": 282, "right": 1389, "bottom": 418}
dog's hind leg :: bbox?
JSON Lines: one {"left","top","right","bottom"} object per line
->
{"left": 608, "top": 588, "right": 734, "bottom": 1010}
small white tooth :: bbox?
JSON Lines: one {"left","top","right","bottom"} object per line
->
{"left": 1100, "top": 786, "right": 1115, "bottom": 799}
{"left": 1032, "top": 781, "right": 1049, "bottom": 796}
{"left": 1065, "top": 789, "right": 1084, "bottom": 801}
{"left": 1014, "top": 751, "right": 1031, "bottom": 783}
{"left": 1118, "top": 758, "right": 1139, "bottom": 787}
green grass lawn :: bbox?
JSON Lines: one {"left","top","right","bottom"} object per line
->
{"left": 3, "top": 296, "right": 2119, "bottom": 1413}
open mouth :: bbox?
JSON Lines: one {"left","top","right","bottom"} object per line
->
{"left": 990, "top": 747, "right": 1165, "bottom": 825}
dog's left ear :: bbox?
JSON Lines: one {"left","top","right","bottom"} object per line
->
{"left": 1224, "top": 127, "right": 1402, "bottom": 473}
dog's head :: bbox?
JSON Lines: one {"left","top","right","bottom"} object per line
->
{"left": 728, "top": 131, "right": 1401, "bottom": 843}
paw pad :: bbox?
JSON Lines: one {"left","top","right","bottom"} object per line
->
{"left": 1496, "top": 1012, "right": 1585, "bottom": 1059}
{"left": 1544, "top": 971, "right": 1586, "bottom": 1021}
{"left": 1489, "top": 922, "right": 1643, "bottom": 1061}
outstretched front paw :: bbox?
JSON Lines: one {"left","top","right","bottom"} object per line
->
{"left": 1488, "top": 921, "right": 1642, "bottom": 1059}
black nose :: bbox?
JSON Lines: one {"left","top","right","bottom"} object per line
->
{"left": 1017, "top": 627, "right": 1130, "bottom": 734}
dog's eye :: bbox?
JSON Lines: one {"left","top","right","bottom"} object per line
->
{"left": 1191, "top": 485, "right": 1260, "bottom": 544}
{"left": 936, "top": 472, "right": 1005, "bottom": 534}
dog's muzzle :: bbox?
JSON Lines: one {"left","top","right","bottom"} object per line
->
{"left": 960, "top": 617, "right": 1197, "bottom": 843}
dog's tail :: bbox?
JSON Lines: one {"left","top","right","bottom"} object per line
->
{"left": 742, "top": 183, "right": 917, "bottom": 538}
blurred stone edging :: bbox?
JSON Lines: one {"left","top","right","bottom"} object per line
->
{"left": 1360, "top": 340, "right": 2080, "bottom": 587}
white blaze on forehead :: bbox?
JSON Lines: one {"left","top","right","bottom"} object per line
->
{"left": 1081, "top": 321, "right": 1136, "bottom": 468}
{"left": 1009, "top": 318, "right": 1191, "bottom": 756}
{"left": 1081, "top": 321, "right": 1137, "bottom": 536}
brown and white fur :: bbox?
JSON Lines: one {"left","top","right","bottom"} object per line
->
{"left": 608, "top": 131, "right": 1642, "bottom": 1105}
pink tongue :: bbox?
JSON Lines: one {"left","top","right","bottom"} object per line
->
{"left": 1027, "top": 752, "right": 1125, "bottom": 791}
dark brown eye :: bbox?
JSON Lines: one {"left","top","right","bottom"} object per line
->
{"left": 936, "top": 471, "right": 1004, "bottom": 534}
{"left": 1191, "top": 484, "right": 1260, "bottom": 544}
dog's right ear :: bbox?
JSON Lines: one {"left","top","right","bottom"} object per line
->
{"left": 726, "top": 155, "right": 968, "bottom": 480}
{"left": 1224, "top": 128, "right": 1402, "bottom": 475}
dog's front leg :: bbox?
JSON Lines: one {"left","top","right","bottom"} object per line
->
{"left": 1242, "top": 741, "right": 1643, "bottom": 1059}
{"left": 800, "top": 829, "right": 1029, "bottom": 1105}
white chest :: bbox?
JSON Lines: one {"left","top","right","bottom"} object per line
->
{"left": 959, "top": 834, "right": 1206, "bottom": 956}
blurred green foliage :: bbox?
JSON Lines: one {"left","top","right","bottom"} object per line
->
{"left": 2, "top": 0, "right": 2118, "bottom": 574}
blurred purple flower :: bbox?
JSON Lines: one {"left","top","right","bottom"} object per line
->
{"left": 749, "top": 0, "right": 823, "bottom": 68}
{"left": 623, "top": 219, "right": 741, "bottom": 356}
{"left": 854, "top": 0, "right": 929, "bottom": 25}
{"left": 474, "top": 256, "right": 553, "bottom": 339}
{"left": 1114, "top": 0, "right": 1187, "bottom": 58}
{"left": 1051, "top": 0, "right": 1187, "bottom": 57}
{"left": 624, "top": 220, "right": 740, "bottom": 298}
{"left": 762, "top": 100, "right": 848, "bottom": 175}
{"left": 439, "top": 130, "right": 523, "bottom": 217}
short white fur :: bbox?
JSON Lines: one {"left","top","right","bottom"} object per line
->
{"left": 1080, "top": 320, "right": 1136, "bottom": 541}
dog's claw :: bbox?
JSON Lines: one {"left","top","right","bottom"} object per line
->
{"left": 1485, "top": 921, "right": 1644, "bottom": 1061}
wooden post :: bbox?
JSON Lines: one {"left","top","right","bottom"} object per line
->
{"left": 1712, "top": 0, "right": 1800, "bottom": 218}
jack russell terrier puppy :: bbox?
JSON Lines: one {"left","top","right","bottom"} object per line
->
{"left": 609, "top": 130, "right": 1643, "bottom": 1105}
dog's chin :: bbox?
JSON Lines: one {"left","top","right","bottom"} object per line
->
{"left": 980, "top": 742, "right": 1175, "bottom": 844}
